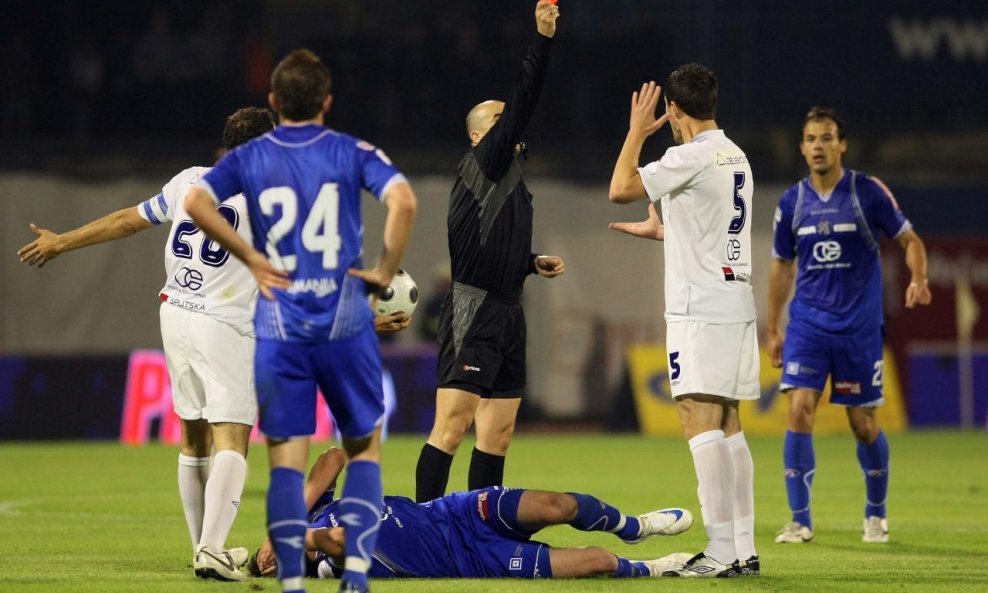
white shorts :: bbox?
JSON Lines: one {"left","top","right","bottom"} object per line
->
{"left": 666, "top": 320, "right": 760, "bottom": 401}
{"left": 160, "top": 302, "right": 257, "bottom": 425}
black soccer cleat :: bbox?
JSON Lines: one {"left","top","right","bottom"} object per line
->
{"left": 738, "top": 555, "right": 760, "bottom": 576}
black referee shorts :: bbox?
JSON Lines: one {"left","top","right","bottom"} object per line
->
{"left": 436, "top": 282, "right": 526, "bottom": 399}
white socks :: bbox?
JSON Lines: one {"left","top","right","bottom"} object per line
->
{"left": 726, "top": 431, "right": 757, "bottom": 560}
{"left": 177, "top": 454, "right": 210, "bottom": 548}
{"left": 199, "top": 450, "right": 248, "bottom": 552}
{"left": 688, "top": 429, "right": 737, "bottom": 564}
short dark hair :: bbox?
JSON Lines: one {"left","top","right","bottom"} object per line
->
{"left": 664, "top": 63, "right": 717, "bottom": 120}
{"left": 802, "top": 106, "right": 846, "bottom": 140}
{"left": 271, "top": 49, "right": 331, "bottom": 121}
{"left": 222, "top": 107, "right": 275, "bottom": 150}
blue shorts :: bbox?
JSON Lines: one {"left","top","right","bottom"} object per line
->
{"left": 780, "top": 325, "right": 885, "bottom": 407}
{"left": 255, "top": 326, "right": 384, "bottom": 439}
{"left": 442, "top": 487, "right": 552, "bottom": 579}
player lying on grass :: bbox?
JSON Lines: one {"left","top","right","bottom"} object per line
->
{"left": 249, "top": 448, "right": 694, "bottom": 580}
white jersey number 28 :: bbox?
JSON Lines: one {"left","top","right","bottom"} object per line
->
{"left": 258, "top": 183, "right": 342, "bottom": 273}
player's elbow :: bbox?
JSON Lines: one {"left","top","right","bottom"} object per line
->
{"left": 608, "top": 186, "right": 635, "bottom": 204}
{"left": 184, "top": 188, "right": 212, "bottom": 220}
{"left": 386, "top": 184, "right": 418, "bottom": 219}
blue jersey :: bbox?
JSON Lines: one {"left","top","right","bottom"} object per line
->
{"left": 773, "top": 170, "right": 911, "bottom": 336}
{"left": 310, "top": 489, "right": 550, "bottom": 579}
{"left": 200, "top": 124, "right": 406, "bottom": 342}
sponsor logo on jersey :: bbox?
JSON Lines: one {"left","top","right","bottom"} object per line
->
{"left": 166, "top": 297, "right": 206, "bottom": 312}
{"left": 175, "top": 267, "right": 204, "bottom": 291}
{"left": 715, "top": 153, "right": 748, "bottom": 166}
{"left": 834, "top": 380, "right": 862, "bottom": 395}
{"left": 286, "top": 277, "right": 338, "bottom": 297}
{"left": 726, "top": 239, "right": 742, "bottom": 261}
{"left": 476, "top": 491, "right": 490, "bottom": 520}
{"left": 462, "top": 364, "right": 481, "bottom": 372}
{"left": 722, "top": 266, "right": 736, "bottom": 281}
{"left": 812, "top": 240, "right": 842, "bottom": 263}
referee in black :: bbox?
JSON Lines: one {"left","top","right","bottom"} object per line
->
{"left": 415, "top": 0, "right": 565, "bottom": 503}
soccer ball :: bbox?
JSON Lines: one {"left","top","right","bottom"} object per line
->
{"left": 374, "top": 269, "right": 419, "bottom": 317}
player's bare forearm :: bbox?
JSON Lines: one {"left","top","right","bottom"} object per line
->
{"left": 767, "top": 258, "right": 796, "bottom": 334}
{"left": 304, "top": 448, "right": 346, "bottom": 511}
{"left": 186, "top": 188, "right": 254, "bottom": 264}
{"left": 608, "top": 131, "right": 648, "bottom": 203}
{"left": 377, "top": 182, "right": 417, "bottom": 280}
{"left": 17, "top": 208, "right": 151, "bottom": 267}
{"left": 898, "top": 229, "right": 932, "bottom": 307}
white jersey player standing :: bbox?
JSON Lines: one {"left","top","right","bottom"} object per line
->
{"left": 18, "top": 107, "right": 277, "bottom": 582}
{"left": 608, "top": 65, "right": 759, "bottom": 578}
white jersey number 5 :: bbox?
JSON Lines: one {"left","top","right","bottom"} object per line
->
{"left": 258, "top": 183, "right": 342, "bottom": 272}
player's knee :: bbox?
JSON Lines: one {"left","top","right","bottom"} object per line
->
{"left": 542, "top": 492, "right": 578, "bottom": 524}
{"left": 849, "top": 417, "right": 879, "bottom": 443}
{"left": 788, "top": 405, "right": 816, "bottom": 432}
{"left": 588, "top": 548, "right": 618, "bottom": 575}
{"left": 431, "top": 415, "right": 472, "bottom": 452}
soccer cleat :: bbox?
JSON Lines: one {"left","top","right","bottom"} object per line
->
{"left": 738, "top": 555, "right": 760, "bottom": 576}
{"left": 862, "top": 516, "right": 889, "bottom": 543}
{"left": 642, "top": 552, "right": 694, "bottom": 576}
{"left": 774, "top": 521, "right": 814, "bottom": 543}
{"left": 227, "top": 547, "right": 249, "bottom": 568}
{"left": 661, "top": 552, "right": 739, "bottom": 578}
{"left": 193, "top": 544, "right": 246, "bottom": 581}
{"left": 625, "top": 508, "right": 694, "bottom": 543}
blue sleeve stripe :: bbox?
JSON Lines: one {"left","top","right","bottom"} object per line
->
{"left": 140, "top": 199, "right": 162, "bottom": 225}
{"left": 155, "top": 193, "right": 168, "bottom": 218}
{"left": 377, "top": 173, "right": 408, "bottom": 202}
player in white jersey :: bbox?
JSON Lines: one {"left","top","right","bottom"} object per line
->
{"left": 17, "top": 107, "right": 276, "bottom": 581}
{"left": 607, "top": 65, "right": 759, "bottom": 578}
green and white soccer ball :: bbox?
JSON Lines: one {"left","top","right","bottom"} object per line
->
{"left": 375, "top": 269, "right": 419, "bottom": 317}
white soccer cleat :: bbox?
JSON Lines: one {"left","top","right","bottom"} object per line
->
{"left": 625, "top": 508, "right": 694, "bottom": 543}
{"left": 642, "top": 552, "right": 694, "bottom": 576}
{"left": 227, "top": 547, "right": 250, "bottom": 568}
{"left": 661, "top": 552, "right": 739, "bottom": 578}
{"left": 774, "top": 521, "right": 814, "bottom": 543}
{"left": 194, "top": 545, "right": 247, "bottom": 581}
{"left": 862, "top": 516, "right": 889, "bottom": 543}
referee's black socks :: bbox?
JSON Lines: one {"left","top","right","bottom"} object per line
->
{"left": 468, "top": 447, "right": 505, "bottom": 491}
{"left": 415, "top": 443, "right": 454, "bottom": 503}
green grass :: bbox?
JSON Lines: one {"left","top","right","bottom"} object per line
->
{"left": 2, "top": 431, "right": 987, "bottom": 592}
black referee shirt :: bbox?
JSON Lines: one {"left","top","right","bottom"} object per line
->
{"left": 446, "top": 33, "right": 552, "bottom": 299}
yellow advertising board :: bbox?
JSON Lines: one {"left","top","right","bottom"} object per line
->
{"left": 627, "top": 344, "right": 908, "bottom": 436}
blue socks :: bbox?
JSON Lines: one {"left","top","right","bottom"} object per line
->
{"left": 857, "top": 430, "right": 890, "bottom": 518}
{"left": 338, "top": 460, "right": 382, "bottom": 590}
{"left": 567, "top": 492, "right": 640, "bottom": 541}
{"left": 611, "top": 556, "right": 651, "bottom": 578}
{"left": 267, "top": 467, "right": 307, "bottom": 593}
{"left": 783, "top": 430, "right": 815, "bottom": 530}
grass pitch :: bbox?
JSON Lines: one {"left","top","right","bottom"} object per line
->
{"left": 1, "top": 431, "right": 986, "bottom": 592}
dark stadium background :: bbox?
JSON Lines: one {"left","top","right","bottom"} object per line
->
{"left": 1, "top": 0, "right": 986, "bottom": 440}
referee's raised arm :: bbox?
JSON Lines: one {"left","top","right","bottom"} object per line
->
{"left": 472, "top": 0, "right": 559, "bottom": 181}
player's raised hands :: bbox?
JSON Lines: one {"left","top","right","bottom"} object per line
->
{"left": 609, "top": 202, "right": 665, "bottom": 241}
{"left": 246, "top": 251, "right": 291, "bottom": 300}
{"left": 17, "top": 223, "right": 61, "bottom": 267}
{"left": 629, "top": 82, "right": 670, "bottom": 139}
{"left": 536, "top": 0, "right": 560, "bottom": 38}
{"left": 905, "top": 278, "right": 931, "bottom": 309}
{"left": 535, "top": 255, "right": 565, "bottom": 278}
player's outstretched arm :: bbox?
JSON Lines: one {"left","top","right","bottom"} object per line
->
{"left": 349, "top": 181, "right": 417, "bottom": 295}
{"left": 185, "top": 187, "right": 289, "bottom": 299}
{"left": 17, "top": 208, "right": 152, "bottom": 267}
{"left": 609, "top": 82, "right": 670, "bottom": 204}
{"left": 897, "top": 229, "right": 931, "bottom": 308}
{"left": 767, "top": 258, "right": 797, "bottom": 368}
{"left": 608, "top": 202, "right": 664, "bottom": 241}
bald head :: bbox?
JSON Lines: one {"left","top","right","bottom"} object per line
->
{"left": 466, "top": 100, "right": 505, "bottom": 146}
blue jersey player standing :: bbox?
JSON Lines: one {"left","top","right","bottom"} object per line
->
{"left": 767, "top": 107, "right": 930, "bottom": 545}
{"left": 185, "top": 49, "right": 417, "bottom": 593}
